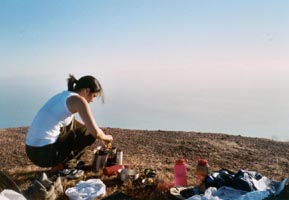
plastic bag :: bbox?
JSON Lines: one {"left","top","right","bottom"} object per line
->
{"left": 0, "top": 189, "right": 27, "bottom": 200}
{"left": 65, "top": 179, "right": 106, "bottom": 200}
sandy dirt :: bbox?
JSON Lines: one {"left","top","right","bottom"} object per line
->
{"left": 0, "top": 127, "right": 289, "bottom": 199}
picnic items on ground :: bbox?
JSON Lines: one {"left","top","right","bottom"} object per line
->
{"left": 3, "top": 136, "right": 288, "bottom": 200}
{"left": 170, "top": 167, "right": 289, "bottom": 200}
{"left": 92, "top": 145, "right": 123, "bottom": 172}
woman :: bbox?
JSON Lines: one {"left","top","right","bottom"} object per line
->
{"left": 25, "top": 74, "right": 113, "bottom": 169}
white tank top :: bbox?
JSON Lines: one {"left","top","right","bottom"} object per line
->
{"left": 26, "top": 91, "right": 78, "bottom": 147}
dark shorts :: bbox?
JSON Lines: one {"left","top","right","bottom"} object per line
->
{"left": 26, "top": 119, "right": 95, "bottom": 167}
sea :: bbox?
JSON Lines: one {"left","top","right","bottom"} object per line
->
{"left": 1, "top": 80, "right": 288, "bottom": 142}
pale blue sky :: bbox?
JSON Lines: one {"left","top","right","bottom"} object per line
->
{"left": 1, "top": 1, "right": 289, "bottom": 140}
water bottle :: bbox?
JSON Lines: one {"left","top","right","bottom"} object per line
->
{"left": 196, "top": 158, "right": 209, "bottom": 185}
{"left": 174, "top": 159, "right": 187, "bottom": 187}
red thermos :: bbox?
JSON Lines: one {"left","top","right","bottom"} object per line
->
{"left": 174, "top": 159, "right": 187, "bottom": 187}
{"left": 103, "top": 165, "right": 125, "bottom": 176}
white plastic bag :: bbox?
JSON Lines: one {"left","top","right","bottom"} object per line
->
{"left": 0, "top": 189, "right": 27, "bottom": 200}
{"left": 65, "top": 179, "right": 106, "bottom": 200}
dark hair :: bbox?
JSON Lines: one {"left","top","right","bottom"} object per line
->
{"left": 67, "top": 74, "right": 104, "bottom": 103}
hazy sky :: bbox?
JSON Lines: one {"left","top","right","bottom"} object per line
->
{"left": 1, "top": 1, "right": 289, "bottom": 140}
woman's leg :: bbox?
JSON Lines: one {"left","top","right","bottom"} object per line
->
{"left": 56, "top": 119, "right": 96, "bottom": 167}
{"left": 25, "top": 143, "right": 70, "bottom": 168}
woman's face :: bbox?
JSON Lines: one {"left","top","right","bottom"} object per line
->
{"left": 80, "top": 88, "right": 98, "bottom": 103}
{"left": 85, "top": 92, "right": 98, "bottom": 103}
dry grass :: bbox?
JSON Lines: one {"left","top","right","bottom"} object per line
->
{"left": 1, "top": 127, "right": 289, "bottom": 199}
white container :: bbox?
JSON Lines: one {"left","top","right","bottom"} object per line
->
{"left": 116, "top": 150, "right": 123, "bottom": 165}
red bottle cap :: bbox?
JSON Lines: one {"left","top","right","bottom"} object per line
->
{"left": 197, "top": 158, "right": 208, "bottom": 166}
{"left": 175, "top": 159, "right": 186, "bottom": 165}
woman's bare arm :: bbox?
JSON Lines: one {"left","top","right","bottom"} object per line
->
{"left": 66, "top": 95, "right": 113, "bottom": 143}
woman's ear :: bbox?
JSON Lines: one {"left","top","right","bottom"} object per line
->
{"left": 85, "top": 88, "right": 90, "bottom": 94}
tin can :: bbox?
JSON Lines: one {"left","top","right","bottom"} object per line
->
{"left": 92, "top": 148, "right": 108, "bottom": 172}
{"left": 116, "top": 149, "right": 123, "bottom": 165}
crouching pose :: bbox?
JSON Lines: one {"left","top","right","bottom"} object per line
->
{"left": 25, "top": 74, "right": 113, "bottom": 170}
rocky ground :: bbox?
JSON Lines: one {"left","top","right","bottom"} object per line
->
{"left": 0, "top": 127, "right": 289, "bottom": 199}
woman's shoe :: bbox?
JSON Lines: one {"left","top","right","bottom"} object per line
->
{"left": 39, "top": 173, "right": 63, "bottom": 196}
{"left": 23, "top": 179, "right": 56, "bottom": 200}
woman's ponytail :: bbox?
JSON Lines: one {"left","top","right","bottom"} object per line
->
{"left": 67, "top": 74, "right": 77, "bottom": 91}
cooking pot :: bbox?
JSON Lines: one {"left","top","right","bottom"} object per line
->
{"left": 118, "top": 169, "right": 139, "bottom": 182}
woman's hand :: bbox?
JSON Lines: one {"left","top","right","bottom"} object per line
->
{"left": 103, "top": 134, "right": 113, "bottom": 143}
{"left": 102, "top": 135, "right": 113, "bottom": 150}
